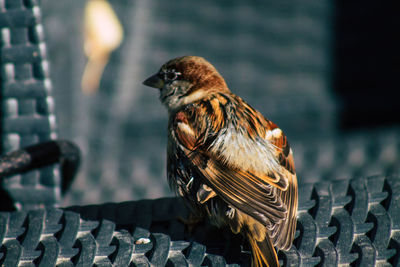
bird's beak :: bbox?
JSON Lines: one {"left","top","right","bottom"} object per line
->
{"left": 143, "top": 74, "right": 164, "bottom": 89}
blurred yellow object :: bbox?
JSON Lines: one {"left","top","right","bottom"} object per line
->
{"left": 82, "top": 0, "right": 124, "bottom": 94}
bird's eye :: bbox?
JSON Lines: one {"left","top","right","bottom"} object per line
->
{"left": 164, "top": 69, "right": 181, "bottom": 81}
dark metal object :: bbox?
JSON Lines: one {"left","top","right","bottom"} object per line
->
{"left": 0, "top": 140, "right": 81, "bottom": 195}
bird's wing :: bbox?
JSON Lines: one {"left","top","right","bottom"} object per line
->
{"left": 266, "top": 126, "right": 298, "bottom": 250}
{"left": 172, "top": 100, "right": 297, "bottom": 242}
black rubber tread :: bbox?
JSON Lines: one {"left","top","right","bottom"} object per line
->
{"left": 0, "top": 0, "right": 60, "bottom": 209}
{"left": 0, "top": 175, "right": 398, "bottom": 266}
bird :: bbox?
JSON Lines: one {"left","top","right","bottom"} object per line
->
{"left": 143, "top": 56, "right": 298, "bottom": 267}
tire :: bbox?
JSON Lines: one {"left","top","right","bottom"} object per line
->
{"left": 0, "top": 175, "right": 398, "bottom": 266}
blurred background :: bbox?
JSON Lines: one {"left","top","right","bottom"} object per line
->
{"left": 39, "top": 0, "right": 400, "bottom": 206}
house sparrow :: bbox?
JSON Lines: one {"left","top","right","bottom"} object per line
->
{"left": 143, "top": 56, "right": 297, "bottom": 267}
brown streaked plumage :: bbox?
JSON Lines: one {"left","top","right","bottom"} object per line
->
{"left": 143, "top": 56, "right": 298, "bottom": 267}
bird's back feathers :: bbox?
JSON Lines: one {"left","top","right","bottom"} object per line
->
{"left": 168, "top": 91, "right": 297, "bottom": 250}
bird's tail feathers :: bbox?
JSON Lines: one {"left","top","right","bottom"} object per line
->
{"left": 247, "top": 232, "right": 279, "bottom": 267}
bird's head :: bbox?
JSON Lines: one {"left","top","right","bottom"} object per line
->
{"left": 143, "top": 56, "right": 228, "bottom": 110}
